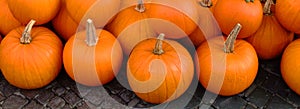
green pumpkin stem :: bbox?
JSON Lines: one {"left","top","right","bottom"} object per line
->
{"left": 153, "top": 33, "right": 165, "bottom": 55}
{"left": 224, "top": 23, "right": 242, "bottom": 53}
{"left": 199, "top": 0, "right": 213, "bottom": 8}
{"left": 85, "top": 19, "right": 98, "bottom": 46}
{"left": 263, "top": 0, "right": 274, "bottom": 15}
{"left": 135, "top": 0, "right": 145, "bottom": 13}
{"left": 20, "top": 20, "right": 36, "bottom": 44}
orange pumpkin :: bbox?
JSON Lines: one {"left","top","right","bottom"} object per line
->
{"left": 0, "top": 20, "right": 63, "bottom": 89}
{"left": 281, "top": 39, "right": 300, "bottom": 95}
{"left": 196, "top": 24, "right": 258, "bottom": 96}
{"left": 127, "top": 33, "right": 194, "bottom": 104}
{"left": 52, "top": 0, "right": 79, "bottom": 41}
{"left": 65, "top": 0, "right": 120, "bottom": 28}
{"left": 0, "top": 0, "right": 21, "bottom": 35}
{"left": 247, "top": 0, "right": 294, "bottom": 60}
{"left": 188, "top": 3, "right": 222, "bottom": 48}
{"left": 275, "top": 0, "right": 300, "bottom": 34}
{"left": 213, "top": 0, "right": 263, "bottom": 38}
{"left": 7, "top": 0, "right": 60, "bottom": 25}
{"left": 63, "top": 19, "right": 123, "bottom": 86}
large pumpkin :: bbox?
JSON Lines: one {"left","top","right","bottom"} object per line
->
{"left": 7, "top": 0, "right": 60, "bottom": 25}
{"left": 0, "top": 20, "right": 63, "bottom": 89}
{"left": 127, "top": 33, "right": 194, "bottom": 104}
{"left": 281, "top": 39, "right": 300, "bottom": 95}
{"left": 63, "top": 19, "right": 123, "bottom": 86}
{"left": 0, "top": 0, "right": 21, "bottom": 35}
{"left": 196, "top": 24, "right": 258, "bottom": 96}
{"left": 275, "top": 0, "right": 300, "bottom": 34}
{"left": 52, "top": 0, "right": 79, "bottom": 41}
{"left": 213, "top": 0, "right": 263, "bottom": 38}
{"left": 65, "top": 0, "right": 120, "bottom": 28}
{"left": 247, "top": 0, "right": 294, "bottom": 60}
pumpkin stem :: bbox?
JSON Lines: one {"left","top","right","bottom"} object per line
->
{"left": 263, "top": 0, "right": 274, "bottom": 15}
{"left": 224, "top": 23, "right": 242, "bottom": 53}
{"left": 20, "top": 20, "right": 36, "bottom": 44}
{"left": 85, "top": 19, "right": 98, "bottom": 46}
{"left": 153, "top": 33, "right": 165, "bottom": 55}
{"left": 135, "top": 0, "right": 145, "bottom": 13}
{"left": 245, "top": 0, "right": 254, "bottom": 3}
{"left": 199, "top": 0, "right": 213, "bottom": 8}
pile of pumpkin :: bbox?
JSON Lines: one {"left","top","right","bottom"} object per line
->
{"left": 0, "top": 0, "right": 300, "bottom": 104}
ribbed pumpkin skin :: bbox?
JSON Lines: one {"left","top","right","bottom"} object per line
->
{"left": 275, "top": 0, "right": 300, "bottom": 34}
{"left": 196, "top": 37, "right": 258, "bottom": 96}
{"left": 63, "top": 29, "right": 123, "bottom": 86}
{"left": 127, "top": 38, "right": 194, "bottom": 104}
{"left": 65, "top": 0, "right": 120, "bottom": 28}
{"left": 247, "top": 15, "right": 294, "bottom": 60}
{"left": 7, "top": 0, "right": 60, "bottom": 25}
{"left": 0, "top": 27, "right": 63, "bottom": 89}
{"left": 213, "top": 0, "right": 263, "bottom": 38}
{"left": 0, "top": 0, "right": 21, "bottom": 35}
{"left": 52, "top": 0, "right": 79, "bottom": 41}
{"left": 281, "top": 39, "right": 300, "bottom": 95}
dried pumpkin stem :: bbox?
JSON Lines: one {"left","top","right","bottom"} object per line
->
{"left": 85, "top": 19, "right": 98, "bottom": 46}
{"left": 135, "top": 0, "right": 145, "bottom": 13}
{"left": 245, "top": 0, "right": 254, "bottom": 3}
{"left": 153, "top": 33, "right": 165, "bottom": 55}
{"left": 199, "top": 0, "right": 213, "bottom": 8}
{"left": 263, "top": 0, "right": 274, "bottom": 15}
{"left": 20, "top": 20, "right": 36, "bottom": 44}
{"left": 224, "top": 23, "right": 242, "bottom": 53}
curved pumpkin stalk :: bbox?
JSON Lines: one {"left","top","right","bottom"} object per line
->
{"left": 85, "top": 19, "right": 98, "bottom": 46}
{"left": 263, "top": 0, "right": 274, "bottom": 15}
{"left": 20, "top": 19, "right": 36, "bottom": 44}
{"left": 153, "top": 33, "right": 165, "bottom": 55}
{"left": 224, "top": 23, "right": 242, "bottom": 53}
{"left": 135, "top": 0, "right": 145, "bottom": 12}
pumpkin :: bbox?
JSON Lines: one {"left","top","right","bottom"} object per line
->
{"left": 275, "top": 0, "right": 300, "bottom": 34}
{"left": 246, "top": 0, "right": 294, "bottom": 60}
{"left": 110, "top": 0, "right": 198, "bottom": 39}
{"left": 127, "top": 33, "right": 194, "bottom": 104}
{"left": 281, "top": 39, "right": 300, "bottom": 95}
{"left": 0, "top": 20, "right": 63, "bottom": 89}
{"left": 213, "top": 0, "right": 263, "bottom": 38}
{"left": 65, "top": 0, "right": 120, "bottom": 28}
{"left": 107, "top": 0, "right": 197, "bottom": 55}
{"left": 188, "top": 3, "right": 222, "bottom": 48}
{"left": 63, "top": 19, "right": 123, "bottom": 86}
{"left": 198, "top": 0, "right": 218, "bottom": 13}
{"left": 52, "top": 0, "right": 79, "bottom": 41}
{"left": 196, "top": 23, "right": 258, "bottom": 96}
{"left": 7, "top": 0, "right": 60, "bottom": 25}
{"left": 0, "top": 0, "right": 21, "bottom": 35}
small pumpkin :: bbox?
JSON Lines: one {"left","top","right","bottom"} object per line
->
{"left": 127, "top": 33, "right": 194, "bottom": 104}
{"left": 7, "top": 0, "right": 60, "bottom": 25}
{"left": 52, "top": 0, "right": 79, "bottom": 41}
{"left": 0, "top": 20, "right": 63, "bottom": 89}
{"left": 281, "top": 39, "right": 300, "bottom": 95}
{"left": 246, "top": 0, "right": 294, "bottom": 60}
{"left": 63, "top": 19, "right": 123, "bottom": 86}
{"left": 65, "top": 0, "right": 120, "bottom": 28}
{"left": 275, "top": 0, "right": 300, "bottom": 34}
{"left": 0, "top": 0, "right": 21, "bottom": 35}
{"left": 196, "top": 24, "right": 258, "bottom": 96}
{"left": 213, "top": 0, "right": 263, "bottom": 38}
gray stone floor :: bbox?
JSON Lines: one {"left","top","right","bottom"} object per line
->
{"left": 0, "top": 58, "right": 299, "bottom": 109}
